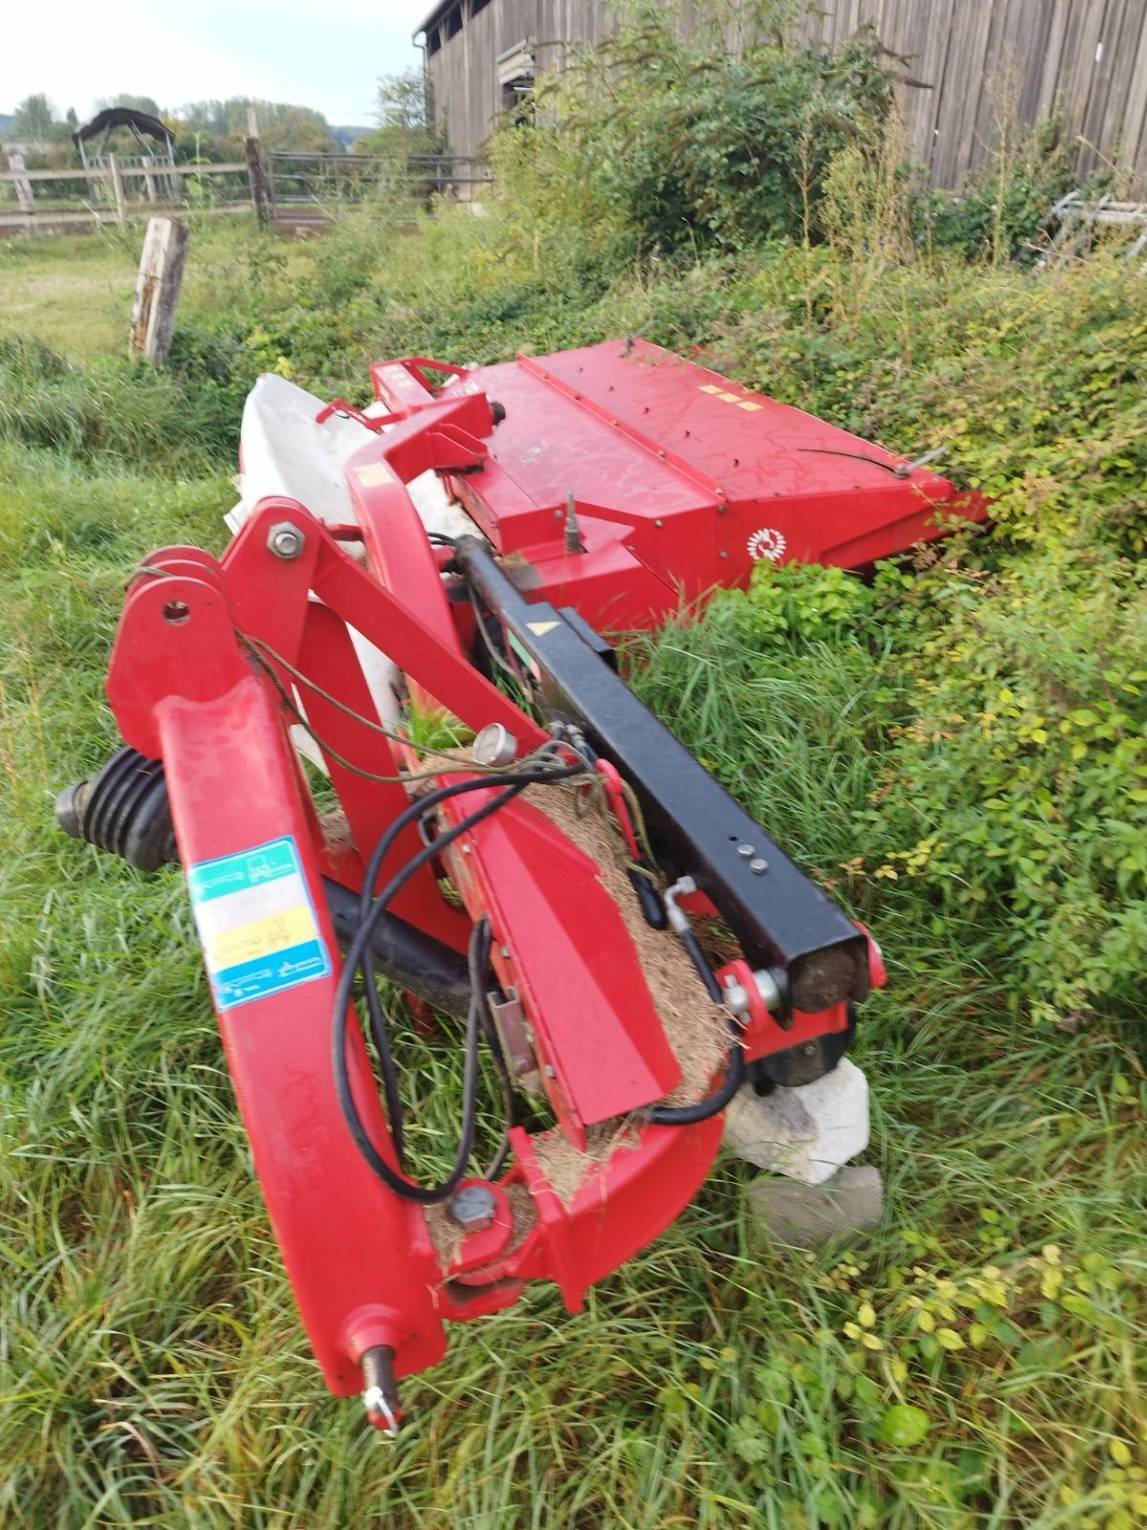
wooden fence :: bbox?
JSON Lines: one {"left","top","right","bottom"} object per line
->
{"left": 0, "top": 152, "right": 491, "bottom": 236}
{"left": 794, "top": 0, "right": 1147, "bottom": 193}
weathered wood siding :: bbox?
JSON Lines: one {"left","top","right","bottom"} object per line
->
{"left": 423, "top": 0, "right": 1147, "bottom": 192}
{"left": 423, "top": 1, "right": 615, "bottom": 168}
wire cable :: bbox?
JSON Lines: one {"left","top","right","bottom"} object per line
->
{"left": 334, "top": 755, "right": 586, "bottom": 1203}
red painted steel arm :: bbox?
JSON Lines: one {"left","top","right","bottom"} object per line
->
{"left": 104, "top": 514, "right": 727, "bottom": 1411}
{"left": 107, "top": 558, "right": 448, "bottom": 1394}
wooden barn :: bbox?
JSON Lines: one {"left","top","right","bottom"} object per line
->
{"left": 417, "top": 1, "right": 613, "bottom": 165}
{"left": 416, "top": 0, "right": 1147, "bottom": 193}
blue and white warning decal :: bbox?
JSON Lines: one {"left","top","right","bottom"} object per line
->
{"left": 186, "top": 835, "right": 331, "bottom": 1010}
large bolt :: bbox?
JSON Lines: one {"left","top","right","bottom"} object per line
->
{"left": 267, "top": 521, "right": 305, "bottom": 560}
{"left": 449, "top": 1183, "right": 497, "bottom": 1232}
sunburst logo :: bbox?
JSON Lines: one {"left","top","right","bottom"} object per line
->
{"left": 746, "top": 527, "right": 786, "bottom": 562}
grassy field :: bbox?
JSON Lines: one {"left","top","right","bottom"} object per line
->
{"left": 0, "top": 214, "right": 1143, "bottom": 1528}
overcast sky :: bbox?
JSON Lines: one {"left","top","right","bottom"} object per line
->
{"left": 2, "top": 0, "right": 432, "bottom": 126}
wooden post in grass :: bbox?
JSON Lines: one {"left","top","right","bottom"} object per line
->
{"left": 5, "top": 148, "right": 34, "bottom": 214}
{"left": 244, "top": 106, "right": 274, "bottom": 226}
{"left": 107, "top": 153, "right": 126, "bottom": 227}
{"left": 129, "top": 217, "right": 189, "bottom": 365}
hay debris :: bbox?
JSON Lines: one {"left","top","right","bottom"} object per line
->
{"left": 424, "top": 1181, "right": 538, "bottom": 1268}
{"left": 529, "top": 782, "right": 728, "bottom": 1102}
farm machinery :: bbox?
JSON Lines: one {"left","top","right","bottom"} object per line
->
{"left": 57, "top": 340, "right": 982, "bottom": 1429}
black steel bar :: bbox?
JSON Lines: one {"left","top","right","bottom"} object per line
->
{"left": 452, "top": 537, "right": 869, "bottom": 1015}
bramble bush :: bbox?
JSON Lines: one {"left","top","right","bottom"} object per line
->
{"left": 492, "top": 0, "right": 895, "bottom": 264}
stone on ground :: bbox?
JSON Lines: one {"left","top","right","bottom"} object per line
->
{"left": 723, "top": 1058, "right": 869, "bottom": 1185}
{"left": 747, "top": 1164, "right": 884, "bottom": 1247}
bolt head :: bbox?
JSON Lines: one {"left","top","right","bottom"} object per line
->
{"left": 449, "top": 1183, "right": 497, "bottom": 1231}
{"left": 267, "top": 521, "right": 305, "bottom": 560}
{"left": 750, "top": 858, "right": 768, "bottom": 874}
{"left": 737, "top": 843, "right": 755, "bottom": 858}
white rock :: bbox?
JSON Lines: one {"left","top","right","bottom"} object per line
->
{"left": 722, "top": 1058, "right": 870, "bottom": 1185}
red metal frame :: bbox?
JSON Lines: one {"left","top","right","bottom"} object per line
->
{"left": 98, "top": 340, "right": 926, "bottom": 1418}
{"left": 104, "top": 506, "right": 744, "bottom": 1403}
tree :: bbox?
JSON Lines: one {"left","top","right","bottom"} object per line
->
{"left": 178, "top": 97, "right": 338, "bottom": 153}
{"left": 353, "top": 71, "right": 444, "bottom": 159}
{"left": 12, "top": 94, "right": 56, "bottom": 141}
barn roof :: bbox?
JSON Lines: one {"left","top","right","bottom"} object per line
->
{"left": 414, "top": 0, "right": 461, "bottom": 38}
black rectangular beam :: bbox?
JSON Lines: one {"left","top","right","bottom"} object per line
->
{"left": 453, "top": 538, "right": 868, "bottom": 1015}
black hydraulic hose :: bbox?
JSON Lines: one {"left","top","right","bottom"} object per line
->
{"left": 334, "top": 756, "right": 585, "bottom": 1203}
{"left": 648, "top": 895, "right": 745, "bottom": 1125}
{"left": 352, "top": 747, "right": 573, "bottom": 1169}
{"left": 646, "top": 1038, "right": 746, "bottom": 1126}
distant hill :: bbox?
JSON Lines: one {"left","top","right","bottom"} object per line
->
{"left": 0, "top": 112, "right": 15, "bottom": 138}
{"left": 332, "top": 125, "right": 370, "bottom": 150}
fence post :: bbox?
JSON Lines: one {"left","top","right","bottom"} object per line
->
{"left": 5, "top": 147, "right": 34, "bottom": 213}
{"left": 129, "top": 216, "right": 189, "bottom": 365}
{"left": 244, "top": 107, "right": 274, "bottom": 225}
{"left": 107, "top": 153, "right": 126, "bottom": 226}
{"left": 143, "top": 169, "right": 158, "bottom": 205}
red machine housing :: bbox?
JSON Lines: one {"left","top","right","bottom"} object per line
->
{"left": 95, "top": 341, "right": 980, "bottom": 1419}
{"left": 359, "top": 339, "right": 983, "bottom": 631}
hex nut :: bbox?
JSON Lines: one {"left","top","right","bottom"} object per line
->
{"left": 449, "top": 1184, "right": 497, "bottom": 1231}
{"left": 267, "top": 521, "right": 306, "bottom": 560}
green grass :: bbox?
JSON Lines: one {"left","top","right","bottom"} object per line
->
{"left": 0, "top": 232, "right": 141, "bottom": 357}
{"left": 0, "top": 225, "right": 1143, "bottom": 1527}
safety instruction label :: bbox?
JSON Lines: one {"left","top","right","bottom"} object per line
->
{"left": 187, "top": 835, "right": 330, "bottom": 1010}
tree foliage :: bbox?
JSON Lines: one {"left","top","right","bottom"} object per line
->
{"left": 178, "top": 98, "right": 338, "bottom": 154}
{"left": 12, "top": 94, "right": 60, "bottom": 142}
{"left": 354, "top": 70, "right": 444, "bottom": 159}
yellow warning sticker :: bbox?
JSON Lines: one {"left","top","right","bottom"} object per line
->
{"left": 204, "top": 905, "right": 317, "bottom": 973}
{"left": 526, "top": 620, "right": 559, "bottom": 636}
{"left": 355, "top": 461, "right": 394, "bottom": 488}
{"left": 187, "top": 836, "right": 330, "bottom": 1010}
{"left": 699, "top": 382, "right": 762, "bottom": 411}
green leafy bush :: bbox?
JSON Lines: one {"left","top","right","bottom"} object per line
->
{"left": 492, "top": 0, "right": 894, "bottom": 262}
{"left": 920, "top": 118, "right": 1079, "bottom": 261}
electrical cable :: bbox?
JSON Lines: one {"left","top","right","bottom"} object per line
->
{"left": 466, "top": 584, "right": 529, "bottom": 689}
{"left": 334, "top": 754, "right": 586, "bottom": 1203}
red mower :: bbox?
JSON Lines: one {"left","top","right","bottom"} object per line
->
{"left": 58, "top": 340, "right": 983, "bottom": 1429}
